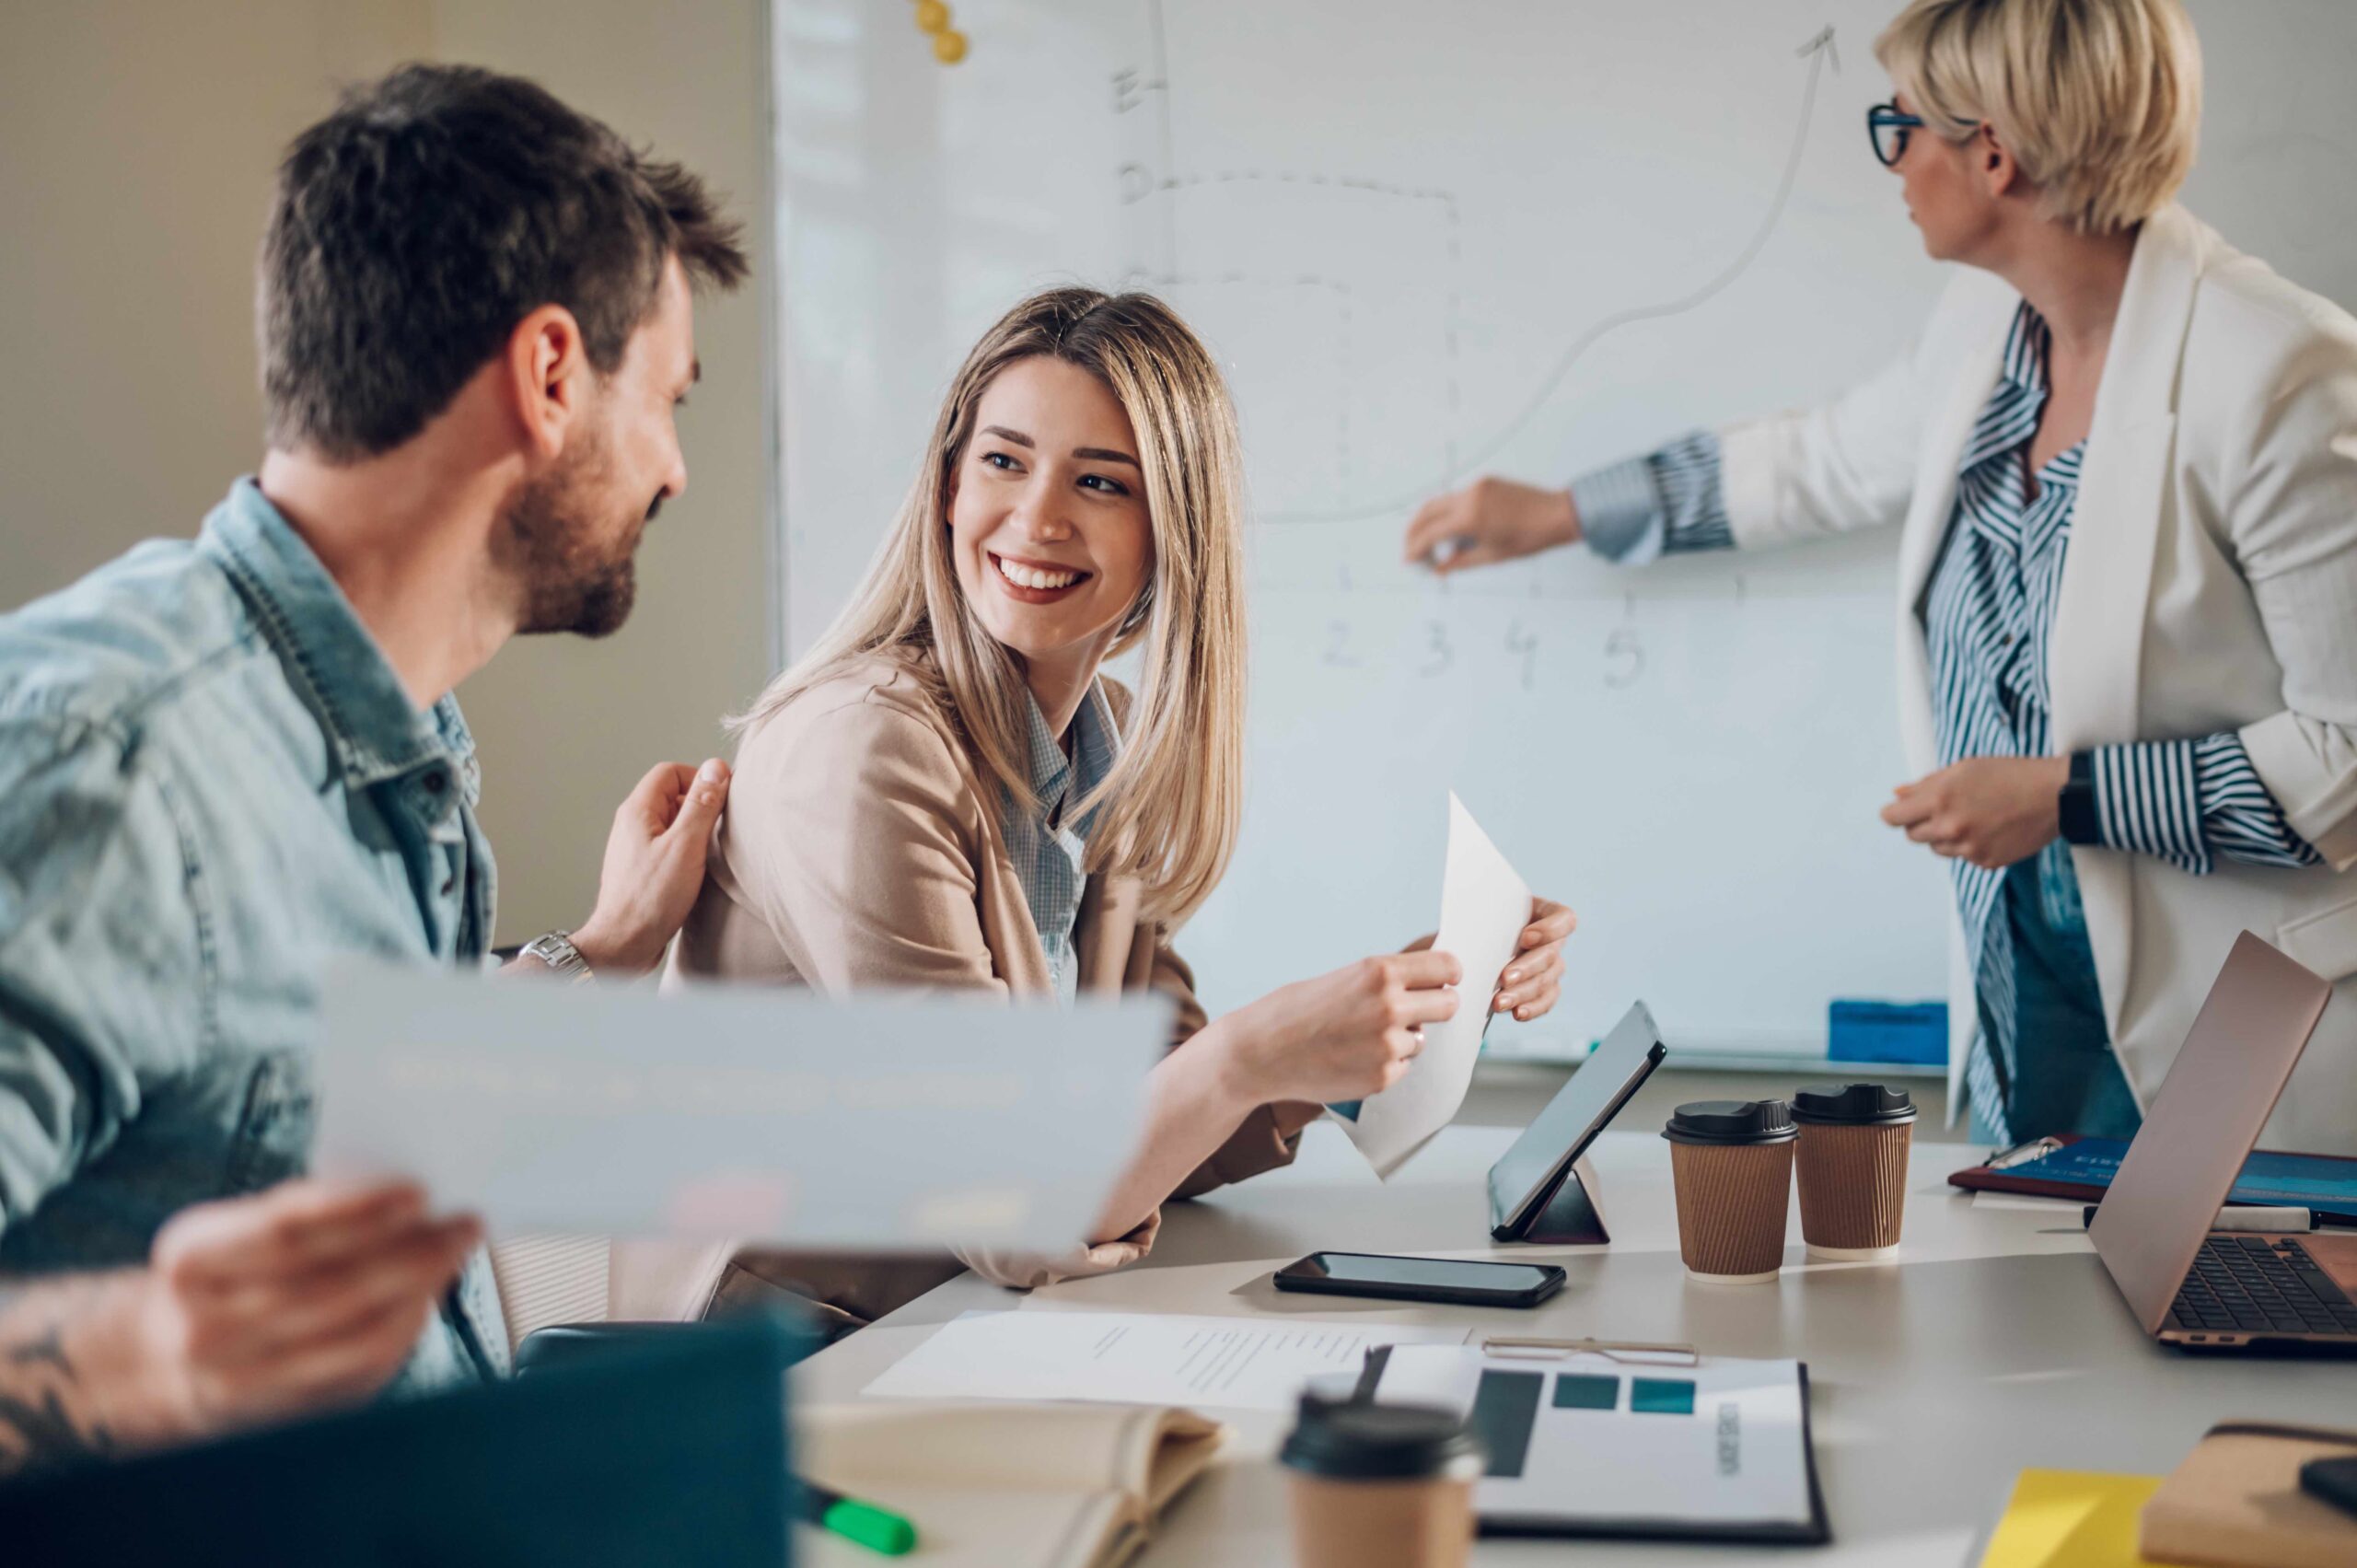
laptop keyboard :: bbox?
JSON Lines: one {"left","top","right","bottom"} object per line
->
{"left": 2169, "top": 1236, "right": 2357, "bottom": 1337}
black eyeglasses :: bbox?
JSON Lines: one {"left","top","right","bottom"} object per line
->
{"left": 1867, "top": 101, "right": 1982, "bottom": 168}
{"left": 1866, "top": 102, "right": 1925, "bottom": 167}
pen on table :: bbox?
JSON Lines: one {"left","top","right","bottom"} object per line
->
{"left": 1985, "top": 1137, "right": 2064, "bottom": 1171}
{"left": 800, "top": 1479, "right": 917, "bottom": 1556}
{"left": 2081, "top": 1203, "right": 2316, "bottom": 1232}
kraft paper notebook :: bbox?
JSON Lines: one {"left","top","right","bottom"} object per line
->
{"left": 795, "top": 1401, "right": 1226, "bottom": 1568}
{"left": 2139, "top": 1423, "right": 2357, "bottom": 1568}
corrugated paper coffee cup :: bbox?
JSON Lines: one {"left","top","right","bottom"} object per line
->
{"left": 1666, "top": 1137, "right": 1794, "bottom": 1283}
{"left": 1795, "top": 1121, "right": 1912, "bottom": 1256}
{"left": 1791, "top": 1083, "right": 1918, "bottom": 1261}
{"left": 1664, "top": 1100, "right": 1798, "bottom": 1283}
{"left": 1281, "top": 1400, "right": 1481, "bottom": 1568}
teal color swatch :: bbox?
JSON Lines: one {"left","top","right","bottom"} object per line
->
{"left": 1630, "top": 1377, "right": 1696, "bottom": 1416}
{"left": 1550, "top": 1373, "right": 1620, "bottom": 1410}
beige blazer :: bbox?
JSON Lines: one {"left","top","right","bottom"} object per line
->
{"left": 611, "top": 648, "right": 1317, "bottom": 1325}
{"left": 1719, "top": 205, "right": 2357, "bottom": 1152}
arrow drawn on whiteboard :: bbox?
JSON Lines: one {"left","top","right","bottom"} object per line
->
{"left": 1268, "top": 24, "right": 1840, "bottom": 526}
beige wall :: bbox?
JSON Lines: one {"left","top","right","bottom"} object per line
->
{"left": 433, "top": 1, "right": 775, "bottom": 942}
{"left": 0, "top": 0, "right": 774, "bottom": 944}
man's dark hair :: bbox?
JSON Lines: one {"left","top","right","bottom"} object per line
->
{"left": 260, "top": 63, "right": 748, "bottom": 459}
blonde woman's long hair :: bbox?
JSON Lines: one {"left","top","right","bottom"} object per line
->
{"left": 734, "top": 287, "right": 1248, "bottom": 927}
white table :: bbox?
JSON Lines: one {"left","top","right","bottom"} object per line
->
{"left": 795, "top": 1124, "right": 2357, "bottom": 1564}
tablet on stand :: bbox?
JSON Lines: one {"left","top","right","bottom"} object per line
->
{"left": 1487, "top": 1001, "right": 1667, "bottom": 1245}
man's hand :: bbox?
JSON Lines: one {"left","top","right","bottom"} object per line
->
{"left": 1881, "top": 756, "right": 2071, "bottom": 870}
{"left": 570, "top": 758, "right": 731, "bottom": 977}
{"left": 0, "top": 1180, "right": 479, "bottom": 1474}
{"left": 127, "top": 1180, "right": 480, "bottom": 1445}
{"left": 1402, "top": 476, "right": 1581, "bottom": 575}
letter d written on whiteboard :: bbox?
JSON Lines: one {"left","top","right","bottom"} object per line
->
{"left": 311, "top": 958, "right": 1166, "bottom": 1252}
{"left": 1340, "top": 793, "right": 1535, "bottom": 1179}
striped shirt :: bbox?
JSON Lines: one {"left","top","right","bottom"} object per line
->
{"left": 1574, "top": 301, "right": 2316, "bottom": 1136}
{"left": 1002, "top": 679, "right": 1122, "bottom": 1003}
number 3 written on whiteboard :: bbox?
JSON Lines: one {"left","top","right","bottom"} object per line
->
{"left": 1420, "top": 621, "right": 1454, "bottom": 678}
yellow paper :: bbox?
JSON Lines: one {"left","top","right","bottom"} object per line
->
{"left": 1979, "top": 1470, "right": 2165, "bottom": 1568}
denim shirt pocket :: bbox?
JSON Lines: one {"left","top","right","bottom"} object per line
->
{"left": 223, "top": 1049, "right": 316, "bottom": 1195}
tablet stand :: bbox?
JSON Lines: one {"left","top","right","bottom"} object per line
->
{"left": 1497, "top": 1155, "right": 1610, "bottom": 1246}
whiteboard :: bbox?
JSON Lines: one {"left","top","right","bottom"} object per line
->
{"left": 770, "top": 0, "right": 2357, "bottom": 1063}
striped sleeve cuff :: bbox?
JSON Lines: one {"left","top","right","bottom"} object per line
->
{"left": 2088, "top": 735, "right": 2322, "bottom": 875}
{"left": 1651, "top": 430, "right": 1734, "bottom": 554}
{"left": 1570, "top": 456, "right": 1666, "bottom": 564}
{"left": 2190, "top": 733, "right": 2322, "bottom": 868}
{"left": 1570, "top": 430, "right": 1731, "bottom": 564}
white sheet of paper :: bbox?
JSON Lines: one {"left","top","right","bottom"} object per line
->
{"left": 864, "top": 1310, "right": 1472, "bottom": 1411}
{"left": 312, "top": 957, "right": 1164, "bottom": 1251}
{"left": 1339, "top": 793, "right": 1534, "bottom": 1179}
{"left": 1969, "top": 1190, "right": 2086, "bottom": 1213}
{"left": 1371, "top": 1344, "right": 1818, "bottom": 1527}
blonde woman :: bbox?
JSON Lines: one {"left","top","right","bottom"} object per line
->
{"left": 636, "top": 289, "right": 1573, "bottom": 1328}
{"left": 1406, "top": 0, "right": 2357, "bottom": 1152}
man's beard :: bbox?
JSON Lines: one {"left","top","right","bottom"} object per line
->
{"left": 497, "top": 432, "right": 656, "bottom": 639}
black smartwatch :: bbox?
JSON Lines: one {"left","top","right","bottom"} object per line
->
{"left": 2057, "top": 750, "right": 2101, "bottom": 846}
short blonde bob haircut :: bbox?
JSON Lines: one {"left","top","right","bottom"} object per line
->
{"left": 735, "top": 288, "right": 1248, "bottom": 927}
{"left": 1875, "top": 0, "right": 2202, "bottom": 235}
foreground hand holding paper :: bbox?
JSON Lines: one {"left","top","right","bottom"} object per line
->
{"left": 313, "top": 957, "right": 1165, "bottom": 1251}
{"left": 1339, "top": 792, "right": 1535, "bottom": 1179}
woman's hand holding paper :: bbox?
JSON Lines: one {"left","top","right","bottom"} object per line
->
{"left": 1492, "top": 897, "right": 1576, "bottom": 1021}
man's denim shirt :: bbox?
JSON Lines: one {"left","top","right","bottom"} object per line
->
{"left": 0, "top": 479, "right": 509, "bottom": 1388}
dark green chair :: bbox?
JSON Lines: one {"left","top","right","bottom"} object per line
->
{"left": 0, "top": 1316, "right": 799, "bottom": 1567}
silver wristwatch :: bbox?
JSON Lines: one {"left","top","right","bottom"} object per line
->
{"left": 517, "top": 930, "right": 595, "bottom": 983}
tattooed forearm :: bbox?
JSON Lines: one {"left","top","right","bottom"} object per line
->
{"left": 0, "top": 1275, "right": 136, "bottom": 1476}
{"left": 6, "top": 1322, "right": 70, "bottom": 1373}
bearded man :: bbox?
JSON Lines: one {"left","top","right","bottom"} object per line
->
{"left": 0, "top": 64, "right": 746, "bottom": 1471}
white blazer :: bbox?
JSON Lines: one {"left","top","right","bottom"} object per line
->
{"left": 1717, "top": 204, "right": 2357, "bottom": 1155}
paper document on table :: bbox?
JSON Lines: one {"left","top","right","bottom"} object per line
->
{"left": 313, "top": 957, "right": 1163, "bottom": 1251}
{"left": 1365, "top": 1344, "right": 1827, "bottom": 1540}
{"left": 1338, "top": 793, "right": 1533, "bottom": 1179}
{"left": 864, "top": 1310, "right": 1472, "bottom": 1411}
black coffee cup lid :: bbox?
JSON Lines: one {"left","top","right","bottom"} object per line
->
{"left": 1792, "top": 1082, "right": 1918, "bottom": 1125}
{"left": 1662, "top": 1099, "right": 1797, "bottom": 1145}
{"left": 1279, "top": 1400, "right": 1485, "bottom": 1481}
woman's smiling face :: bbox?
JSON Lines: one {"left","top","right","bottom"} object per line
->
{"left": 947, "top": 354, "right": 1155, "bottom": 683}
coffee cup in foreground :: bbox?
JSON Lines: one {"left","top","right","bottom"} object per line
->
{"left": 1792, "top": 1082, "right": 1917, "bottom": 1261}
{"left": 1662, "top": 1099, "right": 1797, "bottom": 1283}
{"left": 1279, "top": 1399, "right": 1484, "bottom": 1568}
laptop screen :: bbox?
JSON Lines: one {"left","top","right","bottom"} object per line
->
{"left": 2086, "top": 932, "right": 2331, "bottom": 1333}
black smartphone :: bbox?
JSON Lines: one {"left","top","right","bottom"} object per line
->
{"left": 1272, "top": 1251, "right": 1566, "bottom": 1308}
{"left": 2302, "top": 1455, "right": 2357, "bottom": 1521}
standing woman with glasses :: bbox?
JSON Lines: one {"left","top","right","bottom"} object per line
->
{"left": 1400, "top": 0, "right": 2357, "bottom": 1150}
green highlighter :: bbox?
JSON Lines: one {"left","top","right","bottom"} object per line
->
{"left": 800, "top": 1480, "right": 917, "bottom": 1556}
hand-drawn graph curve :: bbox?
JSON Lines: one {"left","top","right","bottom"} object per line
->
{"left": 1112, "top": 4, "right": 1841, "bottom": 528}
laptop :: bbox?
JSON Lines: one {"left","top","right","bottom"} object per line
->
{"left": 2089, "top": 931, "right": 2357, "bottom": 1350}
